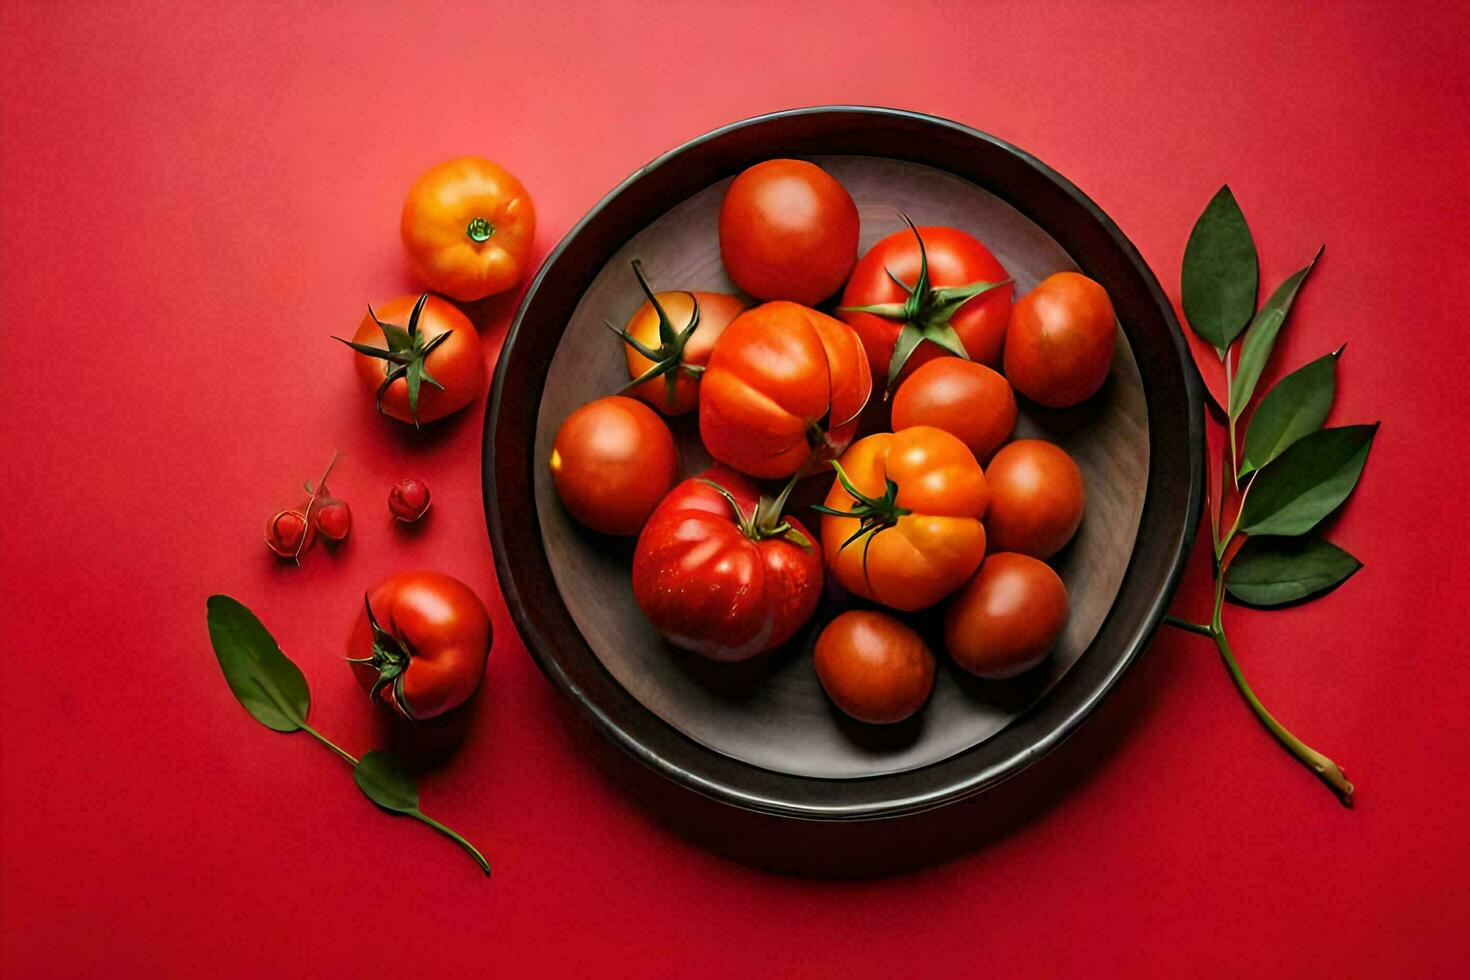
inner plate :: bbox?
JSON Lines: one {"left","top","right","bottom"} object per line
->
{"left": 533, "top": 156, "right": 1148, "bottom": 779}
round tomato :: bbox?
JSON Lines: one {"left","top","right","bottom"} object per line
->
{"left": 400, "top": 156, "right": 535, "bottom": 302}
{"left": 814, "top": 610, "right": 935, "bottom": 724}
{"left": 699, "top": 302, "right": 872, "bottom": 479}
{"left": 348, "top": 570, "right": 493, "bottom": 720}
{"left": 1004, "top": 272, "right": 1116, "bottom": 407}
{"left": 614, "top": 261, "right": 746, "bottom": 415}
{"left": 891, "top": 357, "right": 1017, "bottom": 462}
{"left": 632, "top": 467, "right": 822, "bottom": 661}
{"left": 817, "top": 426, "right": 989, "bottom": 612}
{"left": 945, "top": 553, "right": 1068, "bottom": 678}
{"left": 550, "top": 396, "right": 677, "bottom": 535}
{"left": 839, "top": 225, "right": 1013, "bottom": 388}
{"left": 718, "top": 159, "right": 859, "bottom": 305}
{"left": 340, "top": 293, "right": 486, "bottom": 426}
{"left": 984, "top": 439, "right": 1084, "bottom": 559}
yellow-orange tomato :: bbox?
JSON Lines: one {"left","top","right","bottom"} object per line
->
{"left": 1004, "top": 272, "right": 1116, "bottom": 408}
{"left": 984, "top": 439, "right": 1085, "bottom": 559}
{"left": 819, "top": 427, "right": 989, "bottom": 611}
{"left": 400, "top": 156, "right": 536, "bottom": 302}
{"left": 891, "top": 357, "right": 1018, "bottom": 462}
{"left": 945, "top": 552, "right": 1069, "bottom": 678}
{"left": 814, "top": 610, "right": 935, "bottom": 724}
{"left": 620, "top": 288, "right": 747, "bottom": 415}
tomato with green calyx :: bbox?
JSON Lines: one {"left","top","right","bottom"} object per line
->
{"left": 814, "top": 610, "right": 935, "bottom": 724}
{"left": 550, "top": 395, "right": 677, "bottom": 536}
{"left": 945, "top": 552, "right": 1068, "bottom": 679}
{"left": 400, "top": 156, "right": 535, "bottom": 302}
{"left": 984, "top": 439, "right": 1085, "bottom": 560}
{"left": 891, "top": 357, "right": 1017, "bottom": 462}
{"left": 1004, "top": 271, "right": 1116, "bottom": 408}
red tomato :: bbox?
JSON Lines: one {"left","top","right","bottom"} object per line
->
{"left": 814, "top": 610, "right": 936, "bottom": 724}
{"left": 348, "top": 570, "right": 492, "bottom": 720}
{"left": 984, "top": 440, "right": 1085, "bottom": 559}
{"left": 891, "top": 357, "right": 1018, "bottom": 462}
{"left": 550, "top": 396, "right": 677, "bottom": 535}
{"left": 699, "top": 302, "right": 872, "bottom": 479}
{"left": 945, "top": 553, "right": 1068, "bottom": 678}
{"left": 1004, "top": 272, "right": 1117, "bottom": 407}
{"left": 341, "top": 294, "right": 486, "bottom": 426}
{"left": 718, "top": 159, "right": 859, "bottom": 305}
{"left": 632, "top": 467, "right": 823, "bottom": 662}
{"left": 839, "top": 225, "right": 1013, "bottom": 388}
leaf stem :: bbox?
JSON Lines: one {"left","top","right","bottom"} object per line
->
{"left": 410, "top": 809, "right": 491, "bottom": 876}
{"left": 300, "top": 723, "right": 359, "bottom": 767}
{"left": 1162, "top": 615, "right": 1213, "bottom": 637}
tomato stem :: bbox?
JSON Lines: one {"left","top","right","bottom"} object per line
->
{"left": 465, "top": 217, "right": 494, "bottom": 242}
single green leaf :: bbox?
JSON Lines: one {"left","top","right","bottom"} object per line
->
{"left": 353, "top": 750, "right": 419, "bottom": 813}
{"left": 1239, "top": 347, "right": 1341, "bottom": 477}
{"left": 1225, "top": 535, "right": 1362, "bottom": 607}
{"left": 1228, "top": 247, "right": 1322, "bottom": 420}
{"left": 1182, "top": 185, "right": 1258, "bottom": 354}
{"left": 1237, "top": 423, "right": 1378, "bottom": 536}
{"left": 205, "top": 595, "right": 310, "bottom": 732}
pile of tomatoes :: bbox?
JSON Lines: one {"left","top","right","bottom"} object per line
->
{"left": 550, "top": 159, "right": 1116, "bottom": 725}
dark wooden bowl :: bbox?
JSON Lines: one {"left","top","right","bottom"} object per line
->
{"left": 485, "top": 107, "right": 1202, "bottom": 874}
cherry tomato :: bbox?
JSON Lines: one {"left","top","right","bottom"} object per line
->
{"left": 1004, "top": 271, "right": 1116, "bottom": 407}
{"left": 839, "top": 225, "right": 1013, "bottom": 388}
{"left": 400, "top": 156, "right": 536, "bottom": 302}
{"left": 818, "top": 426, "right": 989, "bottom": 611}
{"left": 632, "top": 467, "right": 822, "bottom": 662}
{"left": 550, "top": 396, "right": 677, "bottom": 535}
{"left": 891, "top": 357, "right": 1017, "bottom": 462}
{"left": 814, "top": 610, "right": 935, "bottom": 724}
{"left": 718, "top": 159, "right": 859, "bottom": 305}
{"left": 984, "top": 439, "right": 1084, "bottom": 559}
{"left": 699, "top": 302, "right": 872, "bottom": 479}
{"left": 341, "top": 294, "right": 486, "bottom": 426}
{"left": 945, "top": 553, "right": 1068, "bottom": 678}
{"left": 348, "top": 570, "right": 493, "bottom": 720}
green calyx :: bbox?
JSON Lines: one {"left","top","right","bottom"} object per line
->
{"left": 465, "top": 216, "right": 495, "bottom": 242}
{"left": 811, "top": 461, "right": 910, "bottom": 580}
{"left": 334, "top": 293, "right": 451, "bottom": 427}
{"left": 344, "top": 594, "right": 416, "bottom": 720}
{"left": 698, "top": 476, "right": 812, "bottom": 553}
{"left": 605, "top": 259, "right": 704, "bottom": 408}
{"left": 838, "top": 218, "right": 1011, "bottom": 390}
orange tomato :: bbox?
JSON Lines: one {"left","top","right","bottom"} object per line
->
{"left": 945, "top": 552, "right": 1069, "bottom": 678}
{"left": 984, "top": 439, "right": 1085, "bottom": 559}
{"left": 814, "top": 610, "right": 935, "bottom": 724}
{"left": 616, "top": 263, "right": 747, "bottom": 415}
{"left": 891, "top": 357, "right": 1017, "bottom": 462}
{"left": 817, "top": 427, "right": 989, "bottom": 611}
{"left": 400, "top": 156, "right": 536, "bottom": 302}
{"left": 1003, "top": 272, "right": 1116, "bottom": 407}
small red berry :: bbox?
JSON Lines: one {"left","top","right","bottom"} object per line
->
{"left": 265, "top": 510, "right": 313, "bottom": 558}
{"left": 314, "top": 497, "right": 352, "bottom": 544}
{"left": 389, "top": 478, "right": 431, "bottom": 523}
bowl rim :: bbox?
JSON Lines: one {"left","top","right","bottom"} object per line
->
{"left": 484, "top": 105, "right": 1204, "bottom": 821}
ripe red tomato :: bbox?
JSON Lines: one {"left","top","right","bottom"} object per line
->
{"left": 699, "top": 302, "right": 872, "bottom": 479}
{"left": 1004, "top": 271, "right": 1117, "bottom": 407}
{"left": 891, "top": 357, "right": 1017, "bottom": 462}
{"left": 984, "top": 439, "right": 1085, "bottom": 559}
{"left": 813, "top": 610, "right": 935, "bottom": 724}
{"left": 341, "top": 294, "right": 486, "bottom": 426}
{"left": 632, "top": 467, "right": 822, "bottom": 662}
{"left": 400, "top": 156, "right": 535, "bottom": 302}
{"left": 718, "top": 159, "right": 859, "bottom": 305}
{"left": 818, "top": 427, "right": 989, "bottom": 611}
{"left": 550, "top": 396, "right": 677, "bottom": 535}
{"left": 944, "top": 553, "right": 1069, "bottom": 678}
{"left": 839, "top": 225, "right": 1013, "bottom": 387}
{"left": 348, "top": 570, "right": 493, "bottom": 720}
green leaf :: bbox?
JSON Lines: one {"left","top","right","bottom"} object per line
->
{"left": 1225, "top": 535, "right": 1362, "bottom": 607}
{"left": 1228, "top": 247, "right": 1323, "bottom": 420}
{"left": 205, "top": 595, "right": 309, "bottom": 732}
{"left": 353, "top": 750, "right": 419, "bottom": 813}
{"left": 1239, "top": 347, "right": 1341, "bottom": 477}
{"left": 1237, "top": 424, "right": 1378, "bottom": 536}
{"left": 1182, "top": 185, "right": 1258, "bottom": 354}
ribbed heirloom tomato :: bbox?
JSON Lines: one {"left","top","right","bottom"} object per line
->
{"left": 817, "top": 426, "right": 990, "bottom": 611}
{"left": 945, "top": 553, "right": 1069, "bottom": 679}
{"left": 984, "top": 439, "right": 1085, "bottom": 559}
{"left": 699, "top": 302, "right": 872, "bottom": 479}
{"left": 550, "top": 396, "right": 677, "bottom": 535}
{"left": 1004, "top": 271, "right": 1117, "bottom": 407}
{"left": 891, "top": 357, "right": 1018, "bottom": 462}
{"left": 339, "top": 294, "right": 486, "bottom": 426}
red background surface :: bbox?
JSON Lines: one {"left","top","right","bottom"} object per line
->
{"left": 3, "top": 1, "right": 1467, "bottom": 976}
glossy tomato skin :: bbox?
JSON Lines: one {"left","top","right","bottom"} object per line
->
{"left": 984, "top": 439, "right": 1085, "bottom": 559}
{"left": 351, "top": 295, "right": 485, "bottom": 425}
{"left": 349, "top": 571, "right": 492, "bottom": 720}
{"left": 699, "top": 302, "right": 872, "bottom": 479}
{"left": 814, "top": 610, "right": 935, "bottom": 724}
{"left": 632, "top": 467, "right": 823, "bottom": 662}
{"left": 718, "top": 159, "right": 859, "bottom": 305}
{"left": 839, "top": 226, "right": 1013, "bottom": 379}
{"left": 550, "top": 396, "right": 677, "bottom": 535}
{"left": 891, "top": 358, "right": 1018, "bottom": 462}
{"left": 1004, "top": 272, "right": 1116, "bottom": 407}
{"left": 400, "top": 156, "right": 536, "bottom": 302}
{"left": 821, "top": 427, "right": 989, "bottom": 611}
{"left": 622, "top": 291, "right": 747, "bottom": 414}
{"left": 945, "top": 553, "right": 1068, "bottom": 678}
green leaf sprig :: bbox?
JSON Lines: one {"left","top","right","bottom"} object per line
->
{"left": 333, "top": 293, "right": 451, "bottom": 427}
{"left": 1164, "top": 186, "right": 1378, "bottom": 807}
{"left": 206, "top": 595, "right": 490, "bottom": 875}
